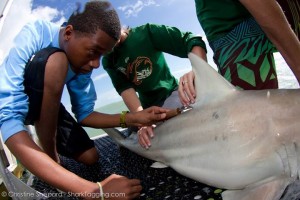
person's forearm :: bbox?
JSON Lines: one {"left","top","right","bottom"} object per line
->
{"left": 81, "top": 111, "right": 122, "bottom": 128}
{"left": 240, "top": 0, "right": 300, "bottom": 83}
{"left": 81, "top": 106, "right": 168, "bottom": 129}
{"left": 80, "top": 111, "right": 146, "bottom": 128}
{"left": 191, "top": 46, "right": 207, "bottom": 61}
{"left": 6, "top": 131, "right": 98, "bottom": 196}
{"left": 121, "top": 88, "right": 143, "bottom": 112}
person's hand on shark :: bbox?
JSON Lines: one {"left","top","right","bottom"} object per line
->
{"left": 137, "top": 125, "right": 156, "bottom": 149}
{"left": 178, "top": 70, "right": 196, "bottom": 106}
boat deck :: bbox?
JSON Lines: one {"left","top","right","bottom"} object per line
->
{"left": 28, "top": 135, "right": 300, "bottom": 200}
{"left": 31, "top": 136, "right": 223, "bottom": 200}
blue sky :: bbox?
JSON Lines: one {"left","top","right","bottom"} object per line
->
{"left": 0, "top": 0, "right": 296, "bottom": 111}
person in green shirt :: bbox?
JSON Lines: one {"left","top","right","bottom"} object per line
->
{"left": 102, "top": 23, "right": 207, "bottom": 149}
{"left": 179, "top": 0, "right": 300, "bottom": 106}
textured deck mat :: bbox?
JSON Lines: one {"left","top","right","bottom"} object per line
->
{"left": 31, "top": 135, "right": 300, "bottom": 200}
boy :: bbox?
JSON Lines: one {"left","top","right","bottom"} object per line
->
{"left": 0, "top": 1, "right": 167, "bottom": 198}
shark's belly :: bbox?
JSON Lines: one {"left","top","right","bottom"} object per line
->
{"left": 147, "top": 128, "right": 285, "bottom": 189}
{"left": 171, "top": 148, "right": 284, "bottom": 189}
{"left": 149, "top": 104, "right": 286, "bottom": 189}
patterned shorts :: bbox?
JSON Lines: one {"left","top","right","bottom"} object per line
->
{"left": 210, "top": 18, "right": 278, "bottom": 90}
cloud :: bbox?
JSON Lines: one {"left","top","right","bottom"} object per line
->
{"left": 0, "top": 0, "right": 66, "bottom": 64}
{"left": 31, "top": 6, "right": 66, "bottom": 25}
{"left": 118, "top": 0, "right": 159, "bottom": 18}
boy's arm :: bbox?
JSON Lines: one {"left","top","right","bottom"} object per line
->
{"left": 33, "top": 51, "right": 68, "bottom": 162}
{"left": 5, "top": 131, "right": 99, "bottom": 194}
{"left": 6, "top": 131, "right": 142, "bottom": 199}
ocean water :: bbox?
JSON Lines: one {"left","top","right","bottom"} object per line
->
{"left": 275, "top": 53, "right": 299, "bottom": 89}
{"left": 85, "top": 101, "right": 127, "bottom": 138}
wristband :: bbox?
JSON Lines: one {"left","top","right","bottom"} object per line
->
{"left": 97, "top": 182, "right": 104, "bottom": 200}
{"left": 120, "top": 111, "right": 129, "bottom": 128}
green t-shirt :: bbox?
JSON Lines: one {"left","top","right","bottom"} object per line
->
{"left": 102, "top": 23, "right": 206, "bottom": 108}
{"left": 195, "top": 0, "right": 252, "bottom": 42}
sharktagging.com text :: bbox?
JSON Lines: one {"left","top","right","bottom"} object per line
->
{"left": 68, "top": 191, "right": 126, "bottom": 199}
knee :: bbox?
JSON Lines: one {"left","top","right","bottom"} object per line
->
{"left": 75, "top": 147, "right": 99, "bottom": 165}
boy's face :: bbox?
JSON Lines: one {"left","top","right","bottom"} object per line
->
{"left": 63, "top": 26, "right": 117, "bottom": 74}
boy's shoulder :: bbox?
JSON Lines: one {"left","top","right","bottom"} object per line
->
{"left": 24, "top": 19, "right": 59, "bottom": 31}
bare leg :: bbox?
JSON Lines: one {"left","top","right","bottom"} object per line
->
{"left": 74, "top": 147, "right": 99, "bottom": 165}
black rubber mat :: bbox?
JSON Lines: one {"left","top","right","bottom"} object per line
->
{"left": 31, "top": 136, "right": 223, "bottom": 200}
{"left": 31, "top": 135, "right": 300, "bottom": 200}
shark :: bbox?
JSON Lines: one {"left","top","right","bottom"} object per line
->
{"left": 104, "top": 53, "right": 300, "bottom": 200}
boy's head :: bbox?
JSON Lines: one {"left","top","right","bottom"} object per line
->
{"left": 63, "top": 0, "right": 121, "bottom": 73}
{"left": 67, "top": 0, "right": 121, "bottom": 41}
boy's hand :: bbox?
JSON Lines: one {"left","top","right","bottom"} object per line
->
{"left": 100, "top": 174, "right": 142, "bottom": 199}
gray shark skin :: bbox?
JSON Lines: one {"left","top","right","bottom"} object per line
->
{"left": 104, "top": 53, "right": 300, "bottom": 200}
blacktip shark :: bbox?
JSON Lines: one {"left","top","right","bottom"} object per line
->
{"left": 104, "top": 53, "right": 300, "bottom": 200}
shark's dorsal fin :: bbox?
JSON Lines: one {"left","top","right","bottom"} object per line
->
{"left": 188, "top": 53, "right": 236, "bottom": 106}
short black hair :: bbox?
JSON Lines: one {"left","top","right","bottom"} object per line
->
{"left": 67, "top": 0, "right": 121, "bottom": 41}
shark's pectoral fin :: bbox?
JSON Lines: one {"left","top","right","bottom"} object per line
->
{"left": 150, "top": 162, "right": 169, "bottom": 169}
{"left": 222, "top": 176, "right": 291, "bottom": 200}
